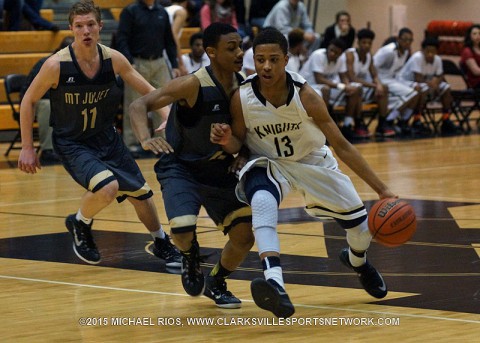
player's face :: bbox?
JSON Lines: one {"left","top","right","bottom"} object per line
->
{"left": 70, "top": 13, "right": 102, "bottom": 48}
{"left": 357, "top": 38, "right": 372, "bottom": 54}
{"left": 254, "top": 43, "right": 288, "bottom": 86}
{"left": 423, "top": 45, "right": 437, "bottom": 64}
{"left": 209, "top": 32, "right": 244, "bottom": 72}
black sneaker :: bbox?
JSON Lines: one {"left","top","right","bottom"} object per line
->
{"left": 65, "top": 214, "right": 100, "bottom": 264}
{"left": 204, "top": 276, "right": 241, "bottom": 309}
{"left": 340, "top": 125, "right": 355, "bottom": 141}
{"left": 181, "top": 239, "right": 205, "bottom": 296}
{"left": 411, "top": 120, "right": 432, "bottom": 137}
{"left": 441, "top": 119, "right": 461, "bottom": 136}
{"left": 153, "top": 235, "right": 182, "bottom": 268}
{"left": 339, "top": 248, "right": 387, "bottom": 299}
{"left": 250, "top": 278, "right": 295, "bottom": 318}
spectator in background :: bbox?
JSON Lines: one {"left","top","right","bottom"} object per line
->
{"left": 181, "top": 31, "right": 210, "bottom": 73}
{"left": 398, "top": 37, "right": 460, "bottom": 135}
{"left": 2, "top": 0, "right": 23, "bottom": 30}
{"left": 342, "top": 28, "right": 394, "bottom": 138}
{"left": 200, "top": 0, "right": 238, "bottom": 32}
{"left": 373, "top": 28, "right": 425, "bottom": 136}
{"left": 460, "top": 24, "right": 480, "bottom": 89}
{"left": 116, "top": 0, "right": 179, "bottom": 156}
{"left": 299, "top": 38, "right": 365, "bottom": 141}
{"left": 20, "top": 36, "right": 74, "bottom": 164}
{"left": 248, "top": 0, "right": 279, "bottom": 29}
{"left": 263, "top": 0, "right": 320, "bottom": 53}
{"left": 166, "top": 0, "right": 190, "bottom": 75}
{"left": 286, "top": 27, "right": 306, "bottom": 73}
{"left": 23, "top": 0, "right": 59, "bottom": 31}
{"left": 320, "top": 10, "right": 355, "bottom": 49}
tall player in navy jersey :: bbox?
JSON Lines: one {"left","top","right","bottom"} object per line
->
{"left": 129, "top": 23, "right": 254, "bottom": 309}
{"left": 211, "top": 28, "right": 397, "bottom": 317}
{"left": 18, "top": 0, "right": 181, "bottom": 268}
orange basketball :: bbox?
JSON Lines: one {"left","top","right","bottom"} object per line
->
{"left": 368, "top": 198, "right": 417, "bottom": 247}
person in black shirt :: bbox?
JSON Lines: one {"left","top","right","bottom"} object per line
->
{"left": 116, "top": 0, "right": 180, "bottom": 155}
{"left": 320, "top": 10, "right": 356, "bottom": 50}
{"left": 18, "top": 0, "right": 181, "bottom": 268}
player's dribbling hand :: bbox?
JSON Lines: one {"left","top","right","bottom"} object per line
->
{"left": 18, "top": 148, "right": 41, "bottom": 174}
{"left": 210, "top": 123, "right": 232, "bottom": 145}
{"left": 141, "top": 137, "right": 174, "bottom": 154}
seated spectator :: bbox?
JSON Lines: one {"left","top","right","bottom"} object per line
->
{"left": 166, "top": 0, "right": 189, "bottom": 75}
{"left": 20, "top": 36, "right": 74, "bottom": 164}
{"left": 181, "top": 32, "right": 210, "bottom": 73}
{"left": 320, "top": 10, "right": 356, "bottom": 49}
{"left": 263, "top": 0, "right": 320, "bottom": 53}
{"left": 460, "top": 24, "right": 480, "bottom": 89}
{"left": 342, "top": 28, "right": 394, "bottom": 137}
{"left": 398, "top": 37, "right": 460, "bottom": 135}
{"left": 248, "top": 0, "right": 279, "bottom": 29}
{"left": 200, "top": 0, "right": 238, "bottom": 31}
{"left": 299, "top": 39, "right": 365, "bottom": 141}
{"left": 286, "top": 27, "right": 306, "bottom": 73}
{"left": 22, "top": 0, "right": 59, "bottom": 31}
{"left": 2, "top": 0, "right": 23, "bottom": 30}
{"left": 373, "top": 28, "right": 427, "bottom": 136}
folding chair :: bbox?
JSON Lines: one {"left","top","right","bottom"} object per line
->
{"left": 441, "top": 59, "right": 480, "bottom": 132}
{"left": 3, "top": 73, "right": 38, "bottom": 156}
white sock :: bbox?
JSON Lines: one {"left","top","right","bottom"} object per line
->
{"left": 76, "top": 210, "right": 92, "bottom": 225}
{"left": 150, "top": 228, "right": 166, "bottom": 240}
{"left": 349, "top": 248, "right": 367, "bottom": 267}
{"left": 264, "top": 266, "right": 285, "bottom": 289}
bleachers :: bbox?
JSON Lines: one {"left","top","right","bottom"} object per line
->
{"left": 0, "top": 30, "right": 74, "bottom": 53}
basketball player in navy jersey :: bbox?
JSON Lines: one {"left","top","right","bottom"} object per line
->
{"left": 211, "top": 28, "right": 397, "bottom": 317}
{"left": 18, "top": 0, "right": 181, "bottom": 268}
{"left": 129, "top": 23, "right": 254, "bottom": 308}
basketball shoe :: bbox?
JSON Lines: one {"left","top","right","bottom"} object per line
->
{"left": 339, "top": 248, "right": 388, "bottom": 299}
{"left": 204, "top": 276, "right": 241, "bottom": 308}
{"left": 65, "top": 214, "right": 100, "bottom": 264}
{"left": 181, "top": 238, "right": 205, "bottom": 296}
{"left": 152, "top": 235, "right": 182, "bottom": 268}
{"left": 250, "top": 278, "right": 295, "bottom": 318}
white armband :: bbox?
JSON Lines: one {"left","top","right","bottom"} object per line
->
{"left": 337, "top": 83, "right": 346, "bottom": 90}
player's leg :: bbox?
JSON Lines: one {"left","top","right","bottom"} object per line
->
{"left": 244, "top": 167, "right": 295, "bottom": 318}
{"left": 202, "top": 188, "right": 253, "bottom": 308}
{"left": 128, "top": 196, "right": 182, "bottom": 268}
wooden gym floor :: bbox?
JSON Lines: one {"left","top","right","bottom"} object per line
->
{"left": 1, "top": 133, "right": 479, "bottom": 342}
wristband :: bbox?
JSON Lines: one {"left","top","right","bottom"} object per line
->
{"left": 337, "top": 83, "right": 346, "bottom": 90}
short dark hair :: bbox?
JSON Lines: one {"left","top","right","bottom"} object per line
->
{"left": 202, "top": 23, "right": 237, "bottom": 50}
{"left": 421, "top": 36, "right": 439, "bottom": 49}
{"left": 253, "top": 27, "right": 288, "bottom": 55}
{"left": 357, "top": 28, "right": 375, "bottom": 41}
{"left": 189, "top": 32, "right": 203, "bottom": 46}
{"left": 398, "top": 27, "right": 413, "bottom": 38}
{"left": 328, "top": 38, "right": 347, "bottom": 52}
{"left": 335, "top": 10, "right": 350, "bottom": 23}
{"left": 288, "top": 28, "right": 305, "bottom": 49}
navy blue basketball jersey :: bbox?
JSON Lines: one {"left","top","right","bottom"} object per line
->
{"left": 165, "top": 66, "right": 244, "bottom": 162}
{"left": 50, "top": 44, "right": 122, "bottom": 140}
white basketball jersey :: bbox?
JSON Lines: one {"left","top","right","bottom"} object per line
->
{"left": 342, "top": 47, "right": 372, "bottom": 80}
{"left": 239, "top": 71, "right": 326, "bottom": 161}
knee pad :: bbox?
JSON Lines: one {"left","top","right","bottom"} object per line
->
{"left": 254, "top": 226, "right": 280, "bottom": 255}
{"left": 346, "top": 220, "right": 372, "bottom": 252}
{"left": 251, "top": 190, "right": 280, "bottom": 255}
{"left": 244, "top": 167, "right": 280, "bottom": 204}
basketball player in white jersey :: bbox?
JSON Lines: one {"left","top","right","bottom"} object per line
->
{"left": 211, "top": 28, "right": 397, "bottom": 318}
